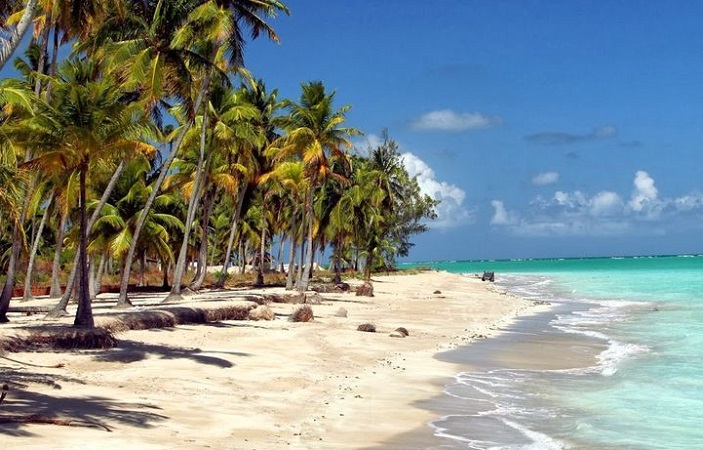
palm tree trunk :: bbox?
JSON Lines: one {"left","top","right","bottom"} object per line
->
{"left": 297, "top": 188, "right": 315, "bottom": 292}
{"left": 189, "top": 189, "right": 215, "bottom": 291}
{"left": 23, "top": 192, "right": 54, "bottom": 301}
{"left": 214, "top": 183, "right": 248, "bottom": 288}
{"left": 47, "top": 159, "right": 127, "bottom": 316}
{"left": 285, "top": 235, "right": 296, "bottom": 290}
{"left": 92, "top": 251, "right": 106, "bottom": 299}
{"left": 161, "top": 260, "right": 170, "bottom": 290}
{"left": 240, "top": 241, "right": 248, "bottom": 275}
{"left": 0, "top": 224, "right": 23, "bottom": 322}
{"left": 48, "top": 210, "right": 67, "bottom": 298}
{"left": 167, "top": 109, "right": 210, "bottom": 303}
{"left": 255, "top": 222, "right": 266, "bottom": 287}
{"left": 0, "top": 0, "right": 39, "bottom": 71}
{"left": 118, "top": 73, "right": 212, "bottom": 306}
{"left": 0, "top": 173, "right": 36, "bottom": 321}
{"left": 276, "top": 236, "right": 285, "bottom": 273}
{"left": 74, "top": 165, "right": 94, "bottom": 328}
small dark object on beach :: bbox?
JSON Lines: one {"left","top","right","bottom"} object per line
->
{"left": 433, "top": 290, "right": 442, "bottom": 294}
{"left": 290, "top": 305, "right": 314, "bottom": 322}
{"left": 356, "top": 281, "right": 374, "bottom": 297}
{"left": 357, "top": 323, "right": 376, "bottom": 332}
{"left": 394, "top": 327, "right": 409, "bottom": 337}
{"left": 481, "top": 271, "right": 495, "bottom": 282}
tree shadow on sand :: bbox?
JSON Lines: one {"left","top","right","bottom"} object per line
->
{"left": 91, "top": 339, "right": 250, "bottom": 367}
{"left": 0, "top": 378, "right": 167, "bottom": 437}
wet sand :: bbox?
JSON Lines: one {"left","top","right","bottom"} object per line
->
{"left": 373, "top": 302, "right": 608, "bottom": 449}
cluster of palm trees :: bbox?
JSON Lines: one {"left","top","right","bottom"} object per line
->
{"left": 0, "top": 0, "right": 437, "bottom": 328}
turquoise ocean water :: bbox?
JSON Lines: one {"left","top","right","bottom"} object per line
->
{"left": 401, "top": 255, "right": 703, "bottom": 449}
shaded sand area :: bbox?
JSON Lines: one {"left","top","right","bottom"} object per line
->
{"left": 0, "top": 272, "right": 541, "bottom": 449}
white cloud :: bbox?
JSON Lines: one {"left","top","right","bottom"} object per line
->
{"left": 590, "top": 191, "right": 624, "bottom": 217}
{"left": 412, "top": 109, "right": 503, "bottom": 132}
{"left": 629, "top": 170, "right": 659, "bottom": 215}
{"left": 490, "top": 200, "right": 518, "bottom": 225}
{"left": 532, "top": 172, "right": 559, "bottom": 186}
{"left": 401, "top": 152, "right": 472, "bottom": 228}
{"left": 491, "top": 170, "right": 703, "bottom": 237}
{"left": 593, "top": 124, "right": 618, "bottom": 138}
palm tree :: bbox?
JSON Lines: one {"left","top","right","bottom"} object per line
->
{"left": 17, "top": 57, "right": 154, "bottom": 328}
{"left": 0, "top": 0, "right": 39, "bottom": 71}
{"left": 259, "top": 160, "right": 307, "bottom": 290}
{"left": 0, "top": 77, "right": 35, "bottom": 323}
{"left": 108, "top": 0, "right": 288, "bottom": 305}
{"left": 272, "top": 81, "right": 360, "bottom": 291}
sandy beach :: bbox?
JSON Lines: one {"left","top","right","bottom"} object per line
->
{"left": 0, "top": 271, "right": 539, "bottom": 449}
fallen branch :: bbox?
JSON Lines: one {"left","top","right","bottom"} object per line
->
{"left": 0, "top": 414, "right": 111, "bottom": 432}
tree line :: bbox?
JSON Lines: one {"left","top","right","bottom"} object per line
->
{"left": 0, "top": 0, "right": 437, "bottom": 328}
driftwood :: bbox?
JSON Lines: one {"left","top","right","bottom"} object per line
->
{"left": 7, "top": 306, "right": 53, "bottom": 314}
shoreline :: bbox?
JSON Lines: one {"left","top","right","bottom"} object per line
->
{"left": 1, "top": 271, "right": 541, "bottom": 449}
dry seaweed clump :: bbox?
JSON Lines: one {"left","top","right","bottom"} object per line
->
{"left": 27, "top": 327, "right": 117, "bottom": 350}
{"left": 355, "top": 281, "right": 374, "bottom": 297}
{"left": 249, "top": 305, "right": 275, "bottom": 321}
{"left": 357, "top": 323, "right": 376, "bottom": 332}
{"left": 290, "top": 305, "right": 314, "bottom": 322}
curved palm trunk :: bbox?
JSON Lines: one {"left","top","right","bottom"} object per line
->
{"left": 214, "top": 183, "right": 248, "bottom": 288}
{"left": 118, "top": 74, "right": 211, "bottom": 306}
{"left": 47, "top": 159, "right": 126, "bottom": 316}
{"left": 73, "top": 165, "right": 94, "bottom": 328}
{"left": 165, "top": 103, "right": 210, "bottom": 303}
{"left": 189, "top": 188, "right": 216, "bottom": 291}
{"left": 48, "top": 210, "right": 67, "bottom": 298}
{"left": 0, "top": 0, "right": 39, "bottom": 71}
{"left": 23, "top": 192, "right": 54, "bottom": 301}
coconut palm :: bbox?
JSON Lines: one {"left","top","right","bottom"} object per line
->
{"left": 14, "top": 57, "right": 154, "bottom": 328}
{"left": 110, "top": 0, "right": 288, "bottom": 305}
{"left": 272, "top": 81, "right": 360, "bottom": 291}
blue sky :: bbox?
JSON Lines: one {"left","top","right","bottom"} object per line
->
{"left": 243, "top": 1, "right": 703, "bottom": 261}
{"left": 3, "top": 1, "right": 702, "bottom": 261}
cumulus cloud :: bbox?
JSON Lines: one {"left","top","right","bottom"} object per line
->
{"left": 490, "top": 200, "right": 518, "bottom": 225}
{"left": 525, "top": 124, "right": 618, "bottom": 145}
{"left": 590, "top": 191, "right": 624, "bottom": 217}
{"left": 629, "top": 170, "right": 659, "bottom": 215}
{"left": 401, "top": 152, "right": 473, "bottom": 228}
{"left": 411, "top": 109, "right": 503, "bottom": 132}
{"left": 490, "top": 171, "right": 703, "bottom": 237}
{"left": 532, "top": 171, "right": 559, "bottom": 186}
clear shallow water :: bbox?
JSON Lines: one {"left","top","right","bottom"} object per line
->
{"left": 402, "top": 255, "right": 703, "bottom": 449}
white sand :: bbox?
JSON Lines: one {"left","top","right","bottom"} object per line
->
{"left": 0, "top": 271, "right": 538, "bottom": 449}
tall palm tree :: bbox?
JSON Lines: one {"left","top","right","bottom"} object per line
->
{"left": 272, "top": 81, "right": 359, "bottom": 291}
{"left": 0, "top": 77, "right": 35, "bottom": 323}
{"left": 16, "top": 57, "right": 154, "bottom": 328}
{"left": 108, "top": 0, "right": 288, "bottom": 305}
